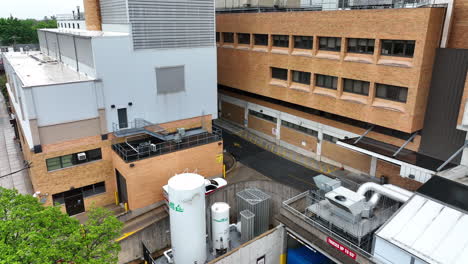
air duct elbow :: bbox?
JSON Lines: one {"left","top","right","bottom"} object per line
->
{"left": 357, "top": 182, "right": 412, "bottom": 206}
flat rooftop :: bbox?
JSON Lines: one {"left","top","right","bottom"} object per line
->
{"left": 40, "top": 28, "right": 128, "bottom": 38}
{"left": 3, "top": 52, "right": 94, "bottom": 87}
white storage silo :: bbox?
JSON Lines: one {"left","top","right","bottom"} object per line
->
{"left": 168, "top": 173, "right": 207, "bottom": 264}
{"left": 211, "top": 202, "right": 230, "bottom": 255}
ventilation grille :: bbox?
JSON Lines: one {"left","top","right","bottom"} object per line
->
{"left": 128, "top": 0, "right": 215, "bottom": 49}
{"left": 100, "top": 0, "right": 129, "bottom": 24}
{"left": 240, "top": 209, "right": 255, "bottom": 243}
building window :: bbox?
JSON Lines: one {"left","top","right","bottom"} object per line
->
{"left": 254, "top": 34, "right": 268, "bottom": 46}
{"left": 77, "top": 24, "right": 80, "bottom": 29}
{"left": 52, "top": 182, "right": 106, "bottom": 205}
{"left": 223, "top": 32, "right": 234, "bottom": 43}
{"left": 272, "top": 35, "right": 289, "bottom": 48}
{"left": 347, "top": 38, "right": 374, "bottom": 54}
{"left": 376, "top": 84, "right": 408, "bottom": 103}
{"left": 294, "top": 36, "right": 313, "bottom": 49}
{"left": 238, "top": 33, "right": 250, "bottom": 45}
{"left": 343, "top": 78, "right": 370, "bottom": 95}
{"left": 271, "top": 67, "right": 288, "bottom": 81}
{"left": 323, "top": 134, "right": 339, "bottom": 143}
{"left": 68, "top": 23, "right": 71, "bottom": 28}
{"left": 249, "top": 110, "right": 277, "bottom": 123}
{"left": 46, "top": 148, "right": 102, "bottom": 171}
{"left": 281, "top": 120, "right": 318, "bottom": 137}
{"left": 381, "top": 40, "right": 415, "bottom": 57}
{"left": 315, "top": 74, "right": 338, "bottom": 90}
{"left": 318, "top": 37, "right": 341, "bottom": 52}
{"left": 292, "top": 70, "right": 311, "bottom": 85}
{"left": 216, "top": 32, "right": 220, "bottom": 42}
{"left": 72, "top": 24, "right": 75, "bottom": 29}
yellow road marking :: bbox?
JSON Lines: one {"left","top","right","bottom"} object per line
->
{"left": 116, "top": 226, "right": 145, "bottom": 242}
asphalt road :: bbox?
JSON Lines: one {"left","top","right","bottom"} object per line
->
{"left": 222, "top": 129, "right": 321, "bottom": 191}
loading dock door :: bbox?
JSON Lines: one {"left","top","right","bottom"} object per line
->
{"left": 116, "top": 169, "right": 128, "bottom": 205}
{"left": 287, "top": 232, "right": 336, "bottom": 264}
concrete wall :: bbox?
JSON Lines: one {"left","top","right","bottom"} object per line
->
{"left": 91, "top": 36, "right": 218, "bottom": 132}
{"left": 216, "top": 7, "right": 446, "bottom": 133}
{"left": 210, "top": 226, "right": 284, "bottom": 264}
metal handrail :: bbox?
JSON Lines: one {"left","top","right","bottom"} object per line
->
{"left": 112, "top": 127, "right": 222, "bottom": 162}
{"left": 281, "top": 190, "right": 397, "bottom": 258}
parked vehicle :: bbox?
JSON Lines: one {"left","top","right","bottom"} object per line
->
{"left": 163, "top": 177, "right": 228, "bottom": 203}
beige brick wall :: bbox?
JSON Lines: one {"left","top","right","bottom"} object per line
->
{"left": 448, "top": 0, "right": 468, "bottom": 49}
{"left": 280, "top": 125, "right": 317, "bottom": 153}
{"left": 83, "top": 0, "right": 102, "bottom": 31}
{"left": 112, "top": 141, "right": 223, "bottom": 210}
{"left": 216, "top": 7, "right": 446, "bottom": 133}
{"left": 221, "top": 101, "right": 245, "bottom": 125}
{"left": 248, "top": 115, "right": 276, "bottom": 137}
{"left": 322, "top": 141, "right": 371, "bottom": 173}
{"left": 375, "top": 160, "right": 422, "bottom": 191}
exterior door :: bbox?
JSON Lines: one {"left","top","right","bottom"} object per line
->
{"left": 64, "top": 189, "right": 85, "bottom": 216}
{"left": 116, "top": 169, "right": 128, "bottom": 205}
{"left": 118, "top": 108, "right": 128, "bottom": 128}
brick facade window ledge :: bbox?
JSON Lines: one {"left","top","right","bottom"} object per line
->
{"left": 236, "top": 45, "right": 251, "bottom": 51}
{"left": 269, "top": 79, "right": 288, "bottom": 88}
{"left": 371, "top": 100, "right": 405, "bottom": 112}
{"left": 222, "top": 44, "right": 235, "bottom": 49}
{"left": 377, "top": 57, "right": 413, "bottom": 68}
{"left": 291, "top": 50, "right": 313, "bottom": 57}
{"left": 316, "top": 51, "right": 340, "bottom": 61}
{"left": 290, "top": 83, "right": 311, "bottom": 93}
{"left": 340, "top": 93, "right": 368, "bottom": 104}
{"left": 313, "top": 87, "right": 338, "bottom": 98}
{"left": 252, "top": 47, "right": 268, "bottom": 53}
{"left": 344, "top": 54, "right": 373, "bottom": 64}
{"left": 271, "top": 48, "right": 289, "bottom": 55}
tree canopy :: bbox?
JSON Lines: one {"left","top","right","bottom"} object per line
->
{"left": 0, "top": 16, "right": 57, "bottom": 45}
{"left": 0, "top": 188, "right": 123, "bottom": 264}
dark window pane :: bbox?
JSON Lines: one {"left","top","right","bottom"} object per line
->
{"left": 273, "top": 35, "right": 289, "bottom": 48}
{"left": 254, "top": 34, "right": 268, "bottom": 46}
{"left": 94, "top": 182, "right": 106, "bottom": 194}
{"left": 82, "top": 185, "right": 94, "bottom": 198}
{"left": 381, "top": 40, "right": 415, "bottom": 57}
{"left": 292, "top": 71, "right": 311, "bottom": 85}
{"left": 238, "top": 33, "right": 250, "bottom": 45}
{"left": 87, "top": 149, "right": 102, "bottom": 161}
{"left": 249, "top": 110, "right": 277, "bottom": 123}
{"left": 347, "top": 38, "right": 374, "bottom": 54}
{"left": 294, "top": 36, "right": 313, "bottom": 49}
{"left": 376, "top": 84, "right": 408, "bottom": 102}
{"left": 52, "top": 193, "right": 64, "bottom": 205}
{"left": 216, "top": 32, "right": 220, "bottom": 42}
{"left": 343, "top": 78, "right": 370, "bottom": 95}
{"left": 316, "top": 74, "right": 338, "bottom": 90}
{"left": 46, "top": 157, "right": 61, "bottom": 171}
{"left": 223, "top": 32, "right": 234, "bottom": 43}
{"left": 319, "top": 37, "right": 341, "bottom": 52}
{"left": 271, "top": 67, "right": 288, "bottom": 81}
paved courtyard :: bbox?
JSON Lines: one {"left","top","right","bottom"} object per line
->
{"left": 0, "top": 92, "right": 33, "bottom": 194}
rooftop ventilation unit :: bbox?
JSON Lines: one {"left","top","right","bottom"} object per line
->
{"left": 237, "top": 188, "right": 270, "bottom": 237}
{"left": 325, "top": 186, "right": 366, "bottom": 216}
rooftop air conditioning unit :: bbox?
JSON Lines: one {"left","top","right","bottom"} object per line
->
{"left": 325, "top": 186, "right": 366, "bottom": 216}
{"left": 77, "top": 152, "right": 87, "bottom": 161}
{"left": 150, "top": 144, "right": 157, "bottom": 152}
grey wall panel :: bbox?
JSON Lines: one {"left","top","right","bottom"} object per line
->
{"left": 37, "top": 31, "right": 48, "bottom": 54}
{"left": 75, "top": 37, "right": 94, "bottom": 67}
{"left": 100, "top": 0, "right": 129, "bottom": 24}
{"left": 156, "top": 66, "right": 185, "bottom": 94}
{"left": 45, "top": 32, "right": 59, "bottom": 59}
{"left": 128, "top": 0, "right": 215, "bottom": 49}
{"left": 57, "top": 35, "right": 76, "bottom": 61}
{"left": 419, "top": 48, "right": 468, "bottom": 163}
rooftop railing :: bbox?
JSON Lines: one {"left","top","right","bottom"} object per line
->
{"left": 112, "top": 127, "right": 222, "bottom": 162}
{"left": 282, "top": 190, "right": 398, "bottom": 258}
{"left": 56, "top": 13, "right": 85, "bottom": 21}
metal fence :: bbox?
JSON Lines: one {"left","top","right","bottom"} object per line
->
{"left": 282, "top": 190, "right": 398, "bottom": 258}
{"left": 112, "top": 127, "right": 222, "bottom": 162}
{"left": 56, "top": 13, "right": 85, "bottom": 21}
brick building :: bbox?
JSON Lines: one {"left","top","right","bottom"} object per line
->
{"left": 2, "top": 0, "right": 221, "bottom": 215}
{"left": 216, "top": 1, "right": 468, "bottom": 190}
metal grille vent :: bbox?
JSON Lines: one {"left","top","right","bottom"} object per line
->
{"left": 237, "top": 188, "right": 271, "bottom": 237}
{"left": 240, "top": 209, "right": 255, "bottom": 243}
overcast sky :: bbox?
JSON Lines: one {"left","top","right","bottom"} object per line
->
{"left": 1, "top": 0, "right": 83, "bottom": 19}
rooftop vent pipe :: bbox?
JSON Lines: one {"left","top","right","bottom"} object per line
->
{"left": 357, "top": 182, "right": 412, "bottom": 208}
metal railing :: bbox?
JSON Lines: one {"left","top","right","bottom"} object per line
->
{"left": 56, "top": 13, "right": 85, "bottom": 21}
{"left": 216, "top": 0, "right": 441, "bottom": 12}
{"left": 112, "top": 118, "right": 154, "bottom": 134}
{"left": 282, "top": 190, "right": 398, "bottom": 258}
{"left": 112, "top": 127, "right": 222, "bottom": 162}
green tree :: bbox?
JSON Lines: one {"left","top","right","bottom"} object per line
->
{"left": 0, "top": 16, "right": 57, "bottom": 45}
{"left": 0, "top": 188, "right": 123, "bottom": 264}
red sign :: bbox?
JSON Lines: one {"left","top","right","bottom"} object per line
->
{"left": 327, "top": 237, "right": 357, "bottom": 260}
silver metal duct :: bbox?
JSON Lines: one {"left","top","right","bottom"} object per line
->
{"left": 357, "top": 183, "right": 412, "bottom": 207}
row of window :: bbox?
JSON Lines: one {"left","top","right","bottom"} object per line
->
{"left": 52, "top": 182, "right": 106, "bottom": 205}
{"left": 46, "top": 148, "right": 102, "bottom": 171}
{"left": 216, "top": 32, "right": 416, "bottom": 57}
{"left": 271, "top": 67, "right": 408, "bottom": 103}
{"left": 58, "top": 22, "right": 80, "bottom": 29}
{"left": 250, "top": 110, "right": 339, "bottom": 142}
